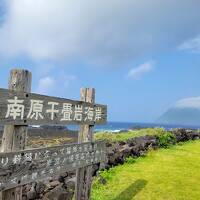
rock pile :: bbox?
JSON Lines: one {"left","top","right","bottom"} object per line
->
{"left": 22, "top": 129, "right": 200, "bottom": 200}
{"left": 22, "top": 172, "right": 75, "bottom": 200}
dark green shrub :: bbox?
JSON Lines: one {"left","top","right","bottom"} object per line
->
{"left": 158, "top": 132, "right": 176, "bottom": 148}
{"left": 125, "top": 157, "right": 136, "bottom": 164}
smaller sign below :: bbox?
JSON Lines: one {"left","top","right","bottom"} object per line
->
{"left": 0, "top": 141, "right": 106, "bottom": 191}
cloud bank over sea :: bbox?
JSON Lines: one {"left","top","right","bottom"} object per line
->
{"left": 0, "top": 0, "right": 200, "bottom": 68}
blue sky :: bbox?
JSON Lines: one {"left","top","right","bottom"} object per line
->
{"left": 0, "top": 0, "right": 200, "bottom": 123}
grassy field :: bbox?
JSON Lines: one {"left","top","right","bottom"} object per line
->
{"left": 92, "top": 140, "right": 200, "bottom": 200}
{"left": 25, "top": 128, "right": 166, "bottom": 148}
{"left": 94, "top": 128, "right": 165, "bottom": 142}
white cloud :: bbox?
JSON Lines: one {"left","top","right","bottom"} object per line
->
{"left": 175, "top": 97, "right": 200, "bottom": 109}
{"left": 0, "top": 0, "right": 200, "bottom": 67}
{"left": 128, "top": 61, "right": 154, "bottom": 79}
{"left": 37, "top": 76, "right": 55, "bottom": 94}
{"left": 178, "top": 35, "right": 200, "bottom": 53}
{"left": 37, "top": 73, "right": 77, "bottom": 95}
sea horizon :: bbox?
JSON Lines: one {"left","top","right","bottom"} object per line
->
{"left": 66, "top": 121, "right": 200, "bottom": 132}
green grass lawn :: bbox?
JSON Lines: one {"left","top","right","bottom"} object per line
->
{"left": 94, "top": 128, "right": 165, "bottom": 142}
{"left": 92, "top": 140, "right": 200, "bottom": 200}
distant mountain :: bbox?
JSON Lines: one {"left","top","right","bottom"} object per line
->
{"left": 158, "top": 107, "right": 200, "bottom": 126}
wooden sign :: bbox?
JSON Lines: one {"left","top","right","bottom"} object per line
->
{"left": 0, "top": 70, "right": 108, "bottom": 200}
{"left": 0, "top": 141, "right": 106, "bottom": 191}
{"left": 0, "top": 88, "right": 107, "bottom": 125}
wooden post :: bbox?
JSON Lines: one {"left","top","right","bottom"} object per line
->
{"left": 75, "top": 88, "right": 95, "bottom": 200}
{"left": 1, "top": 69, "right": 32, "bottom": 200}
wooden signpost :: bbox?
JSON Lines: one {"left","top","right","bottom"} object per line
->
{"left": 0, "top": 69, "right": 107, "bottom": 200}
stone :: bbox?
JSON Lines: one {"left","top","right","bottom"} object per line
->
{"left": 49, "top": 180, "right": 60, "bottom": 188}
{"left": 119, "top": 144, "right": 132, "bottom": 155}
{"left": 57, "top": 193, "right": 70, "bottom": 200}
{"left": 60, "top": 172, "right": 68, "bottom": 178}
{"left": 23, "top": 184, "right": 32, "bottom": 194}
{"left": 35, "top": 182, "right": 46, "bottom": 194}
{"left": 26, "top": 184, "right": 37, "bottom": 200}
{"left": 92, "top": 163, "right": 100, "bottom": 176}
{"left": 22, "top": 196, "right": 27, "bottom": 200}
{"left": 42, "top": 185, "right": 72, "bottom": 200}
{"left": 58, "top": 176, "right": 65, "bottom": 183}
{"left": 27, "top": 190, "right": 37, "bottom": 200}
{"left": 64, "top": 179, "right": 75, "bottom": 191}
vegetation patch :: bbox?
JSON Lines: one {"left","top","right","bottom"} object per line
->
{"left": 157, "top": 131, "right": 177, "bottom": 148}
{"left": 94, "top": 128, "right": 164, "bottom": 142}
{"left": 92, "top": 140, "right": 200, "bottom": 200}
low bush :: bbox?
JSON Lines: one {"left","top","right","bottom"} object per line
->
{"left": 158, "top": 132, "right": 176, "bottom": 148}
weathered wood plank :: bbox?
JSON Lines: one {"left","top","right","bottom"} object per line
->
{"left": 0, "top": 141, "right": 106, "bottom": 191}
{"left": 75, "top": 88, "right": 95, "bottom": 200}
{"left": 0, "top": 88, "right": 107, "bottom": 125}
{"left": 1, "top": 69, "right": 32, "bottom": 200}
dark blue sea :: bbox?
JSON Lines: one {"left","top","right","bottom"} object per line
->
{"left": 67, "top": 122, "right": 200, "bottom": 132}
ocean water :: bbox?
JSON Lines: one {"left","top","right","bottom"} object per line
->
{"left": 67, "top": 122, "right": 200, "bottom": 132}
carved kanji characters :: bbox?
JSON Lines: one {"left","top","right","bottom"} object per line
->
{"left": 5, "top": 96, "right": 25, "bottom": 120}
{"left": 1, "top": 157, "right": 8, "bottom": 167}
{"left": 84, "top": 107, "right": 94, "bottom": 121}
{"left": 46, "top": 102, "right": 59, "bottom": 120}
{"left": 13, "top": 154, "right": 21, "bottom": 165}
{"left": 74, "top": 105, "right": 83, "bottom": 121}
{"left": 27, "top": 100, "right": 44, "bottom": 120}
{"left": 95, "top": 107, "right": 102, "bottom": 121}
{"left": 61, "top": 103, "right": 72, "bottom": 121}
{"left": 24, "top": 153, "right": 32, "bottom": 162}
